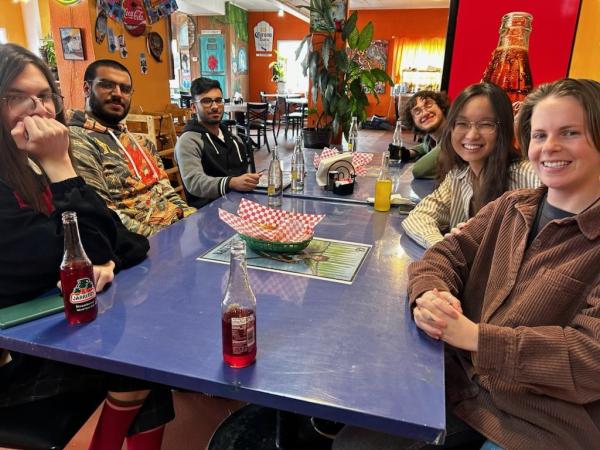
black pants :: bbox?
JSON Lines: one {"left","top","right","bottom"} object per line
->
{"left": 0, "top": 352, "right": 174, "bottom": 433}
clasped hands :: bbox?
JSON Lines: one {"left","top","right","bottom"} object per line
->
{"left": 413, "top": 288, "right": 479, "bottom": 352}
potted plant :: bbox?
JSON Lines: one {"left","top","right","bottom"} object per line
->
{"left": 296, "top": 0, "right": 393, "bottom": 148}
{"left": 268, "top": 51, "right": 287, "bottom": 94}
{"left": 39, "top": 35, "right": 58, "bottom": 80}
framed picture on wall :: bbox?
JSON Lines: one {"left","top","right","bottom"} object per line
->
{"left": 441, "top": 0, "right": 582, "bottom": 100}
{"left": 59, "top": 27, "right": 85, "bottom": 60}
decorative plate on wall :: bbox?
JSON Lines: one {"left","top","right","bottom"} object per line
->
{"left": 147, "top": 31, "right": 164, "bottom": 62}
{"left": 95, "top": 10, "right": 108, "bottom": 44}
{"left": 187, "top": 15, "right": 196, "bottom": 50}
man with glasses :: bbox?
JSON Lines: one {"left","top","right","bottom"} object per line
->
{"left": 68, "top": 60, "right": 195, "bottom": 236}
{"left": 174, "top": 77, "right": 260, "bottom": 208}
{"left": 402, "top": 90, "right": 449, "bottom": 179}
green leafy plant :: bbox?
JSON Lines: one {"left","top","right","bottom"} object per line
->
{"left": 39, "top": 35, "right": 56, "bottom": 68}
{"left": 268, "top": 50, "right": 286, "bottom": 82}
{"left": 296, "top": 0, "right": 393, "bottom": 138}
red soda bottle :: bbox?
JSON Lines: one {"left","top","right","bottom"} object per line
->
{"left": 59, "top": 211, "right": 98, "bottom": 325}
{"left": 221, "top": 238, "right": 256, "bottom": 368}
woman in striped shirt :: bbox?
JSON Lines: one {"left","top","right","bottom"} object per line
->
{"left": 402, "top": 83, "right": 540, "bottom": 248}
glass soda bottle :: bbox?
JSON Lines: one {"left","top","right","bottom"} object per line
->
{"left": 347, "top": 116, "right": 359, "bottom": 153}
{"left": 481, "top": 12, "right": 533, "bottom": 111}
{"left": 221, "top": 238, "right": 257, "bottom": 368}
{"left": 290, "top": 134, "right": 305, "bottom": 192}
{"left": 374, "top": 151, "right": 392, "bottom": 212}
{"left": 267, "top": 146, "right": 283, "bottom": 207}
{"left": 59, "top": 211, "right": 98, "bottom": 325}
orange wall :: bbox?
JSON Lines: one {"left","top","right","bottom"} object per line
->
{"left": 1, "top": 0, "right": 27, "bottom": 47}
{"left": 353, "top": 8, "right": 449, "bottom": 120}
{"left": 247, "top": 11, "right": 309, "bottom": 102}
{"left": 569, "top": 0, "right": 600, "bottom": 79}
{"left": 50, "top": 0, "right": 171, "bottom": 112}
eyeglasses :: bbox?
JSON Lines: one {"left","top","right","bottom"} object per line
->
{"left": 410, "top": 99, "right": 436, "bottom": 117}
{"left": 89, "top": 79, "right": 134, "bottom": 96}
{"left": 453, "top": 120, "right": 499, "bottom": 135}
{"left": 1, "top": 93, "right": 64, "bottom": 115}
{"left": 196, "top": 97, "right": 225, "bottom": 107}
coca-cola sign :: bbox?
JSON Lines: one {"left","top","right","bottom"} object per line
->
{"left": 123, "top": 0, "right": 147, "bottom": 37}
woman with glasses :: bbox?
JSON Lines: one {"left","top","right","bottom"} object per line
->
{"left": 0, "top": 44, "right": 173, "bottom": 450}
{"left": 402, "top": 83, "right": 540, "bottom": 248}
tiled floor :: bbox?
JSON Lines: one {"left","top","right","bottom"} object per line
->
{"left": 1, "top": 127, "right": 414, "bottom": 450}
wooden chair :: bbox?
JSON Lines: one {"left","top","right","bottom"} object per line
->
{"left": 165, "top": 104, "right": 193, "bottom": 136}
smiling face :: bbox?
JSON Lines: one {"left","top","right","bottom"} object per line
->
{"left": 450, "top": 95, "right": 498, "bottom": 176}
{"left": 529, "top": 95, "right": 600, "bottom": 209}
{"left": 2, "top": 63, "right": 55, "bottom": 131}
{"left": 84, "top": 66, "right": 132, "bottom": 126}
{"left": 410, "top": 96, "right": 445, "bottom": 134}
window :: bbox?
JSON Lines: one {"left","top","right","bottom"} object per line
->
{"left": 277, "top": 40, "right": 308, "bottom": 94}
{"left": 0, "top": 29, "right": 7, "bottom": 45}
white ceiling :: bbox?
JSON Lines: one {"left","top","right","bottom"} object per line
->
{"left": 178, "top": 0, "right": 449, "bottom": 15}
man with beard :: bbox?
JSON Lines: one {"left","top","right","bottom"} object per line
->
{"left": 69, "top": 60, "right": 195, "bottom": 236}
{"left": 402, "top": 90, "right": 449, "bottom": 179}
{"left": 174, "top": 77, "right": 260, "bottom": 208}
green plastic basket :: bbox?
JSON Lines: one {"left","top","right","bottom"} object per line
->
{"left": 238, "top": 234, "right": 312, "bottom": 253}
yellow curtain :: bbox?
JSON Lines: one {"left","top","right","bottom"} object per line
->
{"left": 392, "top": 37, "right": 446, "bottom": 84}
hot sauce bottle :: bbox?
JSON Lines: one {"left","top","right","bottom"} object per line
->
{"left": 222, "top": 239, "right": 257, "bottom": 368}
{"left": 60, "top": 211, "right": 98, "bottom": 325}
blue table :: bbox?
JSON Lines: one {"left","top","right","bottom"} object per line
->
{"left": 285, "top": 163, "right": 435, "bottom": 205}
{"left": 0, "top": 194, "right": 445, "bottom": 443}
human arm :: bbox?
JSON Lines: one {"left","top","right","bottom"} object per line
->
{"left": 411, "top": 144, "right": 440, "bottom": 179}
{"left": 401, "top": 173, "right": 452, "bottom": 248}
{"left": 175, "top": 132, "right": 231, "bottom": 202}
{"left": 229, "top": 173, "right": 261, "bottom": 191}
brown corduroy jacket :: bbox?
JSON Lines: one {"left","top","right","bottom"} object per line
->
{"left": 408, "top": 187, "right": 600, "bottom": 450}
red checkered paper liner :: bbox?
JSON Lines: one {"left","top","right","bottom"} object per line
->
{"left": 218, "top": 198, "right": 325, "bottom": 242}
{"left": 312, "top": 148, "right": 373, "bottom": 176}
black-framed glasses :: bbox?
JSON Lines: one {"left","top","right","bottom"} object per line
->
{"left": 453, "top": 120, "right": 499, "bottom": 135}
{"left": 196, "top": 97, "right": 225, "bottom": 107}
{"left": 89, "top": 78, "right": 134, "bottom": 96}
{"left": 1, "top": 93, "right": 64, "bottom": 115}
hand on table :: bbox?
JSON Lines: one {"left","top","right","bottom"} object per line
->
{"left": 414, "top": 289, "right": 478, "bottom": 351}
{"left": 229, "top": 173, "right": 261, "bottom": 191}
{"left": 57, "top": 260, "right": 116, "bottom": 293}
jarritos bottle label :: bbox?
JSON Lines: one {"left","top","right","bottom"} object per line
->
{"left": 69, "top": 277, "right": 97, "bottom": 308}
{"left": 230, "top": 314, "right": 255, "bottom": 355}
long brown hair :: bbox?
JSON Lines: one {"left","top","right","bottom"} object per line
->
{"left": 0, "top": 43, "right": 66, "bottom": 214}
{"left": 517, "top": 78, "right": 600, "bottom": 156}
{"left": 437, "top": 82, "right": 519, "bottom": 212}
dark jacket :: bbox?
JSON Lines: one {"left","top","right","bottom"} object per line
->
{"left": 175, "top": 118, "right": 251, "bottom": 208}
{"left": 0, "top": 176, "right": 149, "bottom": 308}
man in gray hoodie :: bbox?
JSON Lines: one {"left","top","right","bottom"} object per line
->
{"left": 175, "top": 78, "right": 261, "bottom": 208}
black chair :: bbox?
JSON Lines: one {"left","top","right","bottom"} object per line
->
{"left": 0, "top": 391, "right": 105, "bottom": 450}
{"left": 221, "top": 98, "right": 238, "bottom": 134}
{"left": 260, "top": 92, "right": 279, "bottom": 146}
{"left": 280, "top": 96, "right": 306, "bottom": 140}
{"left": 237, "top": 102, "right": 271, "bottom": 153}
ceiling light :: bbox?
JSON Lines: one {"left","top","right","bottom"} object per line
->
{"left": 278, "top": 8, "right": 284, "bottom": 17}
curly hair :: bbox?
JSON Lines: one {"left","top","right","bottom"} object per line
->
{"left": 402, "top": 90, "right": 450, "bottom": 131}
{"left": 437, "top": 82, "right": 520, "bottom": 213}
{"left": 516, "top": 78, "right": 600, "bottom": 158}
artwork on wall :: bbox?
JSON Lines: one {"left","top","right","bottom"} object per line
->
{"left": 143, "top": 0, "right": 179, "bottom": 24}
{"left": 95, "top": 10, "right": 108, "bottom": 44}
{"left": 123, "top": 0, "right": 147, "bottom": 36}
{"left": 59, "top": 28, "right": 85, "bottom": 61}
{"left": 349, "top": 40, "right": 389, "bottom": 94}
{"left": 147, "top": 31, "right": 164, "bottom": 62}
{"left": 442, "top": 0, "right": 581, "bottom": 100}
{"left": 237, "top": 47, "right": 248, "bottom": 74}
{"left": 253, "top": 21, "right": 273, "bottom": 52}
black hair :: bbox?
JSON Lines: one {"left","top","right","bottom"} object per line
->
{"left": 402, "top": 90, "right": 450, "bottom": 130}
{"left": 190, "top": 77, "right": 222, "bottom": 97}
{"left": 84, "top": 59, "right": 131, "bottom": 83}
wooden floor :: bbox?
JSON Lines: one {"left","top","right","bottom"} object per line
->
{"left": 1, "top": 127, "right": 416, "bottom": 450}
